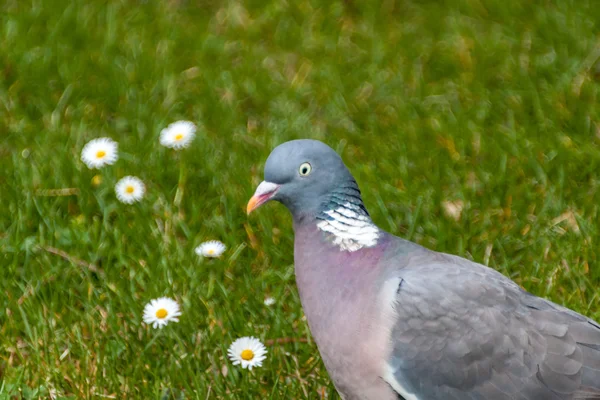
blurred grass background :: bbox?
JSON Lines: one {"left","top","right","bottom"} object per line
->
{"left": 1, "top": 0, "right": 600, "bottom": 398}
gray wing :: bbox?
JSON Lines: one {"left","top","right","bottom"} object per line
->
{"left": 385, "top": 252, "right": 600, "bottom": 400}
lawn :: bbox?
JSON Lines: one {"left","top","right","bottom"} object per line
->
{"left": 1, "top": 0, "right": 600, "bottom": 398}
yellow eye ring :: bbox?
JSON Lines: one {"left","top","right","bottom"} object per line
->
{"left": 299, "top": 162, "right": 312, "bottom": 176}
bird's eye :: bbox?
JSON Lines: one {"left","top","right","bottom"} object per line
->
{"left": 299, "top": 162, "right": 312, "bottom": 176}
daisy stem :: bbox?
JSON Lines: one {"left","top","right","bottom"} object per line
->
{"left": 173, "top": 155, "right": 186, "bottom": 218}
{"left": 143, "top": 329, "right": 164, "bottom": 352}
{"left": 172, "top": 330, "right": 187, "bottom": 353}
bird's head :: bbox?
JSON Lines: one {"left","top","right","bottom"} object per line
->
{"left": 247, "top": 139, "right": 355, "bottom": 220}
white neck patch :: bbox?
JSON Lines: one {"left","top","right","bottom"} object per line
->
{"left": 316, "top": 203, "right": 380, "bottom": 252}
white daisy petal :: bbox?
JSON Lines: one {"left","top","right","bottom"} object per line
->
{"left": 115, "top": 176, "right": 145, "bottom": 204}
{"left": 142, "top": 297, "right": 181, "bottom": 329}
{"left": 159, "top": 120, "right": 196, "bottom": 150}
{"left": 227, "top": 337, "right": 268, "bottom": 370}
{"left": 81, "top": 138, "right": 118, "bottom": 169}
{"left": 194, "top": 240, "right": 226, "bottom": 258}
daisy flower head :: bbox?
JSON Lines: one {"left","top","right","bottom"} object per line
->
{"left": 264, "top": 297, "right": 276, "bottom": 306}
{"left": 142, "top": 297, "right": 181, "bottom": 329}
{"left": 195, "top": 240, "right": 226, "bottom": 258}
{"left": 81, "top": 138, "right": 118, "bottom": 169}
{"left": 159, "top": 120, "right": 196, "bottom": 150}
{"left": 115, "top": 176, "right": 145, "bottom": 204}
{"left": 227, "top": 337, "right": 268, "bottom": 370}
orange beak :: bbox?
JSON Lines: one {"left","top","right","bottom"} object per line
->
{"left": 247, "top": 181, "right": 280, "bottom": 214}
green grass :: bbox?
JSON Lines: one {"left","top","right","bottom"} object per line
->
{"left": 1, "top": 0, "right": 600, "bottom": 398}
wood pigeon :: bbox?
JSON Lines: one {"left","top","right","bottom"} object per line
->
{"left": 247, "top": 139, "right": 600, "bottom": 400}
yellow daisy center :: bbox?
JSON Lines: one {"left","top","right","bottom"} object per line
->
{"left": 96, "top": 150, "right": 106, "bottom": 158}
{"left": 155, "top": 308, "right": 168, "bottom": 319}
{"left": 125, "top": 185, "right": 135, "bottom": 194}
{"left": 241, "top": 349, "right": 254, "bottom": 361}
{"left": 207, "top": 249, "right": 215, "bottom": 255}
{"left": 174, "top": 133, "right": 184, "bottom": 141}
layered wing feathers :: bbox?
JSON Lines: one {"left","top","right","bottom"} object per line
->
{"left": 386, "top": 252, "right": 600, "bottom": 400}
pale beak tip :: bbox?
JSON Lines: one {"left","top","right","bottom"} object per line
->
{"left": 246, "top": 195, "right": 262, "bottom": 215}
{"left": 247, "top": 181, "right": 280, "bottom": 216}
{"left": 246, "top": 199, "right": 256, "bottom": 215}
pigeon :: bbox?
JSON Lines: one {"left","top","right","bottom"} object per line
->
{"left": 247, "top": 139, "right": 600, "bottom": 400}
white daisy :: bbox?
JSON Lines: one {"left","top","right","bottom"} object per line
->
{"left": 195, "top": 240, "right": 226, "bottom": 258}
{"left": 142, "top": 297, "right": 181, "bottom": 329}
{"left": 227, "top": 337, "right": 268, "bottom": 370}
{"left": 159, "top": 120, "right": 196, "bottom": 149}
{"left": 81, "top": 138, "right": 118, "bottom": 169}
{"left": 264, "top": 297, "right": 275, "bottom": 306}
{"left": 115, "top": 176, "right": 145, "bottom": 204}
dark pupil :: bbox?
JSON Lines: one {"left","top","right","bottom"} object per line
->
{"left": 302, "top": 167, "right": 308, "bottom": 174}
